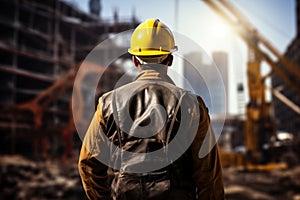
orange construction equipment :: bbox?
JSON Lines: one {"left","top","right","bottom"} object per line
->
{"left": 203, "top": 0, "right": 300, "bottom": 169}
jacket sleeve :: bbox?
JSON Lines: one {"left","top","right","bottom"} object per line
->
{"left": 78, "top": 97, "right": 111, "bottom": 200}
{"left": 191, "top": 97, "right": 225, "bottom": 199}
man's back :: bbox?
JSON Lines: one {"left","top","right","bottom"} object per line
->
{"left": 101, "top": 69, "right": 199, "bottom": 199}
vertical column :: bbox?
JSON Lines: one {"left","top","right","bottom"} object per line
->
{"left": 69, "top": 9, "right": 76, "bottom": 130}
{"left": 297, "top": 0, "right": 300, "bottom": 36}
{"left": 70, "top": 9, "right": 76, "bottom": 66}
{"left": 12, "top": 0, "right": 19, "bottom": 100}
{"left": 237, "top": 83, "right": 245, "bottom": 114}
{"left": 53, "top": 1, "right": 60, "bottom": 77}
{"left": 52, "top": 2, "right": 61, "bottom": 158}
{"left": 11, "top": 0, "right": 20, "bottom": 154}
{"left": 245, "top": 41, "right": 262, "bottom": 163}
{"left": 212, "top": 52, "right": 228, "bottom": 114}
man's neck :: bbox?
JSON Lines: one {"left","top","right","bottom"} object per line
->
{"left": 138, "top": 64, "right": 168, "bottom": 75}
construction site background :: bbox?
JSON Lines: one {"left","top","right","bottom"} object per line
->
{"left": 0, "top": 0, "right": 299, "bottom": 199}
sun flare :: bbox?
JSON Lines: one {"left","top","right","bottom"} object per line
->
{"left": 211, "top": 18, "right": 231, "bottom": 38}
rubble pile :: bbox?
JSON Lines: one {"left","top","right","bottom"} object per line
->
{"left": 223, "top": 167, "right": 300, "bottom": 200}
{"left": 0, "top": 155, "right": 86, "bottom": 200}
{"left": 1, "top": 155, "right": 300, "bottom": 199}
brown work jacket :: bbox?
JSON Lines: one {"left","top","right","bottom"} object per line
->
{"left": 78, "top": 68, "right": 224, "bottom": 200}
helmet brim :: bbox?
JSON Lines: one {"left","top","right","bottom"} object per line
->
{"left": 128, "top": 46, "right": 177, "bottom": 56}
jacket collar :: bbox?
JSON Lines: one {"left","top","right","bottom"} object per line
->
{"left": 135, "top": 65, "right": 175, "bottom": 85}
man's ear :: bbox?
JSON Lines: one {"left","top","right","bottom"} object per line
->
{"left": 132, "top": 56, "right": 139, "bottom": 67}
{"left": 166, "top": 54, "right": 173, "bottom": 66}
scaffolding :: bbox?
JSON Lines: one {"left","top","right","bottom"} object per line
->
{"left": 0, "top": 0, "right": 138, "bottom": 154}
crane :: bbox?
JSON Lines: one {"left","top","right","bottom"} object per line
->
{"left": 202, "top": 0, "right": 300, "bottom": 168}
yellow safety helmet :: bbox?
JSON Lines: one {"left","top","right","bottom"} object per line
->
{"left": 128, "top": 18, "right": 178, "bottom": 56}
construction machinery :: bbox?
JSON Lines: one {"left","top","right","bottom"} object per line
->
{"left": 203, "top": 0, "right": 300, "bottom": 169}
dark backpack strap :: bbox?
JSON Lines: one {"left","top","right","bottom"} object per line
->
{"left": 166, "top": 91, "right": 186, "bottom": 149}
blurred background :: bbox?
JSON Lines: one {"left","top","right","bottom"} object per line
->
{"left": 0, "top": 0, "right": 299, "bottom": 199}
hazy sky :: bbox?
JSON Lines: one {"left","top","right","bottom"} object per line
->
{"left": 68, "top": 0, "right": 296, "bottom": 52}
{"left": 65, "top": 0, "right": 297, "bottom": 114}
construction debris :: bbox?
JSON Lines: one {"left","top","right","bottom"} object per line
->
{"left": 223, "top": 167, "right": 300, "bottom": 200}
{"left": 1, "top": 155, "right": 300, "bottom": 199}
{"left": 0, "top": 155, "right": 85, "bottom": 199}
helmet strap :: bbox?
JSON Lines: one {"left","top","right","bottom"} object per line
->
{"left": 135, "top": 55, "right": 168, "bottom": 65}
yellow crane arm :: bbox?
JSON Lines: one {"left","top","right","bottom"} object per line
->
{"left": 203, "top": 0, "right": 300, "bottom": 95}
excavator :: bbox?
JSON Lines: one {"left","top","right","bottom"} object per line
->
{"left": 7, "top": 59, "right": 127, "bottom": 133}
{"left": 203, "top": 0, "right": 300, "bottom": 169}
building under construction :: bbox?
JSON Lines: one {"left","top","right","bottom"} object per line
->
{"left": 0, "top": 0, "right": 138, "bottom": 155}
{"left": 272, "top": 0, "right": 300, "bottom": 135}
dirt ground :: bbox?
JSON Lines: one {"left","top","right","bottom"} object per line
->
{"left": 1, "top": 155, "right": 300, "bottom": 200}
{"left": 223, "top": 167, "right": 300, "bottom": 200}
